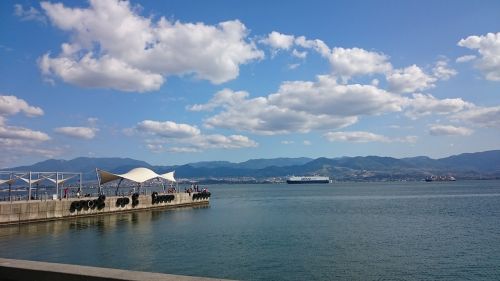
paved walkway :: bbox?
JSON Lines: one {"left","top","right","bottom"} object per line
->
{"left": 0, "top": 258, "right": 236, "bottom": 281}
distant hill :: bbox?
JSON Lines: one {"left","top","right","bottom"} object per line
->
{"left": 5, "top": 150, "right": 500, "bottom": 182}
{"left": 10, "top": 157, "right": 153, "bottom": 180}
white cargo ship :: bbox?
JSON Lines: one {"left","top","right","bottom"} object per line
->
{"left": 286, "top": 176, "right": 330, "bottom": 184}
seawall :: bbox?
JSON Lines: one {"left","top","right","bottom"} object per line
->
{"left": 0, "top": 192, "right": 209, "bottom": 226}
{"left": 0, "top": 258, "right": 234, "bottom": 281}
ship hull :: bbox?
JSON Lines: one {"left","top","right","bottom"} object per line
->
{"left": 286, "top": 179, "right": 330, "bottom": 184}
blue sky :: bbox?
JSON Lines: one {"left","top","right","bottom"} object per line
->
{"left": 1, "top": 0, "right": 499, "bottom": 167}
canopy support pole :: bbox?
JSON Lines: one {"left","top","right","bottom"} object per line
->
{"left": 28, "top": 172, "right": 32, "bottom": 201}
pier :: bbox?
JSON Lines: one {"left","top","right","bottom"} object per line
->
{"left": 0, "top": 192, "right": 209, "bottom": 225}
{"left": 0, "top": 167, "right": 210, "bottom": 226}
{"left": 0, "top": 258, "right": 234, "bottom": 281}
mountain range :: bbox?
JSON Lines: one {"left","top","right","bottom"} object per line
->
{"left": 5, "top": 150, "right": 500, "bottom": 182}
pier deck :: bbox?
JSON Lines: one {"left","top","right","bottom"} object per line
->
{"left": 0, "top": 258, "right": 234, "bottom": 281}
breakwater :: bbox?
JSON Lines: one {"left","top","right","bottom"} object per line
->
{"left": 0, "top": 192, "right": 210, "bottom": 225}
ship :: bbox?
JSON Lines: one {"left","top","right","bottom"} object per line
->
{"left": 286, "top": 176, "right": 331, "bottom": 184}
{"left": 424, "top": 175, "right": 456, "bottom": 182}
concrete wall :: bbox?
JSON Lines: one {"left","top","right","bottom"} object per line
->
{"left": 0, "top": 192, "right": 209, "bottom": 225}
{"left": 0, "top": 258, "right": 234, "bottom": 281}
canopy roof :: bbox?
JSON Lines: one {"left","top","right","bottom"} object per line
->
{"left": 19, "top": 176, "right": 49, "bottom": 185}
{"left": 0, "top": 178, "right": 17, "bottom": 186}
{"left": 97, "top": 167, "right": 176, "bottom": 185}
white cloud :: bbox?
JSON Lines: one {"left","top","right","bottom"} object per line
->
{"left": 167, "top": 146, "right": 200, "bottom": 153}
{"left": 432, "top": 60, "right": 457, "bottom": 80}
{"left": 303, "top": 140, "right": 311, "bottom": 146}
{"left": 451, "top": 106, "right": 500, "bottom": 128}
{"left": 0, "top": 95, "right": 50, "bottom": 152}
{"left": 287, "top": 63, "right": 300, "bottom": 70}
{"left": 191, "top": 75, "right": 478, "bottom": 135}
{"left": 456, "top": 55, "right": 476, "bottom": 63}
{"left": 39, "top": 54, "right": 164, "bottom": 92}
{"left": 13, "top": 4, "right": 46, "bottom": 23}
{"left": 0, "top": 125, "right": 50, "bottom": 141}
{"left": 0, "top": 138, "right": 62, "bottom": 168}
{"left": 130, "top": 120, "right": 257, "bottom": 152}
{"left": 387, "top": 65, "right": 436, "bottom": 94}
{"left": 260, "top": 31, "right": 295, "bottom": 50}
{"left": 281, "top": 140, "right": 294, "bottom": 145}
{"left": 39, "top": 0, "right": 263, "bottom": 92}
{"left": 428, "top": 125, "right": 473, "bottom": 136}
{"left": 405, "top": 93, "right": 473, "bottom": 119}
{"left": 187, "top": 88, "right": 249, "bottom": 112}
{"left": 146, "top": 143, "right": 164, "bottom": 153}
{"left": 324, "top": 131, "right": 416, "bottom": 143}
{"left": 295, "top": 36, "right": 331, "bottom": 57}
{"left": 0, "top": 95, "right": 53, "bottom": 166}
{"left": 325, "top": 131, "right": 390, "bottom": 143}
{"left": 458, "top": 32, "right": 500, "bottom": 81}
{"left": 54, "top": 126, "right": 98, "bottom": 139}
{"left": 0, "top": 95, "right": 44, "bottom": 117}
{"left": 190, "top": 76, "right": 407, "bottom": 135}
{"left": 268, "top": 76, "right": 403, "bottom": 116}
{"left": 329, "top": 47, "right": 392, "bottom": 79}
{"left": 193, "top": 134, "right": 257, "bottom": 150}
{"left": 292, "top": 49, "right": 307, "bottom": 59}
{"left": 192, "top": 76, "right": 405, "bottom": 135}
{"left": 136, "top": 120, "right": 200, "bottom": 138}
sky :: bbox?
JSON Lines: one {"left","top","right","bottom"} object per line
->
{"left": 1, "top": 0, "right": 500, "bottom": 168}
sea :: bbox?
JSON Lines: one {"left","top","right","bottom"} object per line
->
{"left": 1, "top": 180, "right": 500, "bottom": 281}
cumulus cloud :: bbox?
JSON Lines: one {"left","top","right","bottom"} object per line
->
{"left": 0, "top": 138, "right": 62, "bottom": 168}
{"left": 39, "top": 54, "right": 164, "bottom": 92}
{"left": 0, "top": 125, "right": 50, "bottom": 141}
{"left": 0, "top": 96, "right": 55, "bottom": 166}
{"left": 187, "top": 89, "right": 249, "bottom": 112}
{"left": 192, "top": 75, "right": 477, "bottom": 134}
{"left": 294, "top": 36, "right": 392, "bottom": 80}
{"left": 295, "top": 36, "right": 331, "bottom": 57}
{"left": 13, "top": 4, "right": 46, "bottom": 23}
{"left": 191, "top": 76, "right": 405, "bottom": 135}
{"left": 405, "top": 93, "right": 473, "bottom": 119}
{"left": 428, "top": 125, "right": 473, "bottom": 136}
{"left": 432, "top": 60, "right": 457, "bottom": 80}
{"left": 456, "top": 55, "right": 476, "bottom": 63}
{"left": 324, "top": 131, "right": 416, "bottom": 143}
{"left": 39, "top": 0, "right": 263, "bottom": 92}
{"left": 0, "top": 95, "right": 44, "bottom": 117}
{"left": 260, "top": 31, "right": 295, "bottom": 50}
{"left": 0, "top": 95, "right": 50, "bottom": 155}
{"left": 292, "top": 49, "right": 307, "bottom": 59}
{"left": 458, "top": 32, "right": 500, "bottom": 81}
{"left": 136, "top": 120, "right": 200, "bottom": 138}
{"left": 329, "top": 47, "right": 392, "bottom": 79}
{"left": 451, "top": 106, "right": 500, "bottom": 128}
{"left": 54, "top": 126, "right": 98, "bottom": 139}
{"left": 325, "top": 131, "right": 389, "bottom": 143}
{"left": 0, "top": 120, "right": 53, "bottom": 167}
{"left": 387, "top": 65, "right": 436, "bottom": 94}
{"left": 130, "top": 120, "right": 257, "bottom": 152}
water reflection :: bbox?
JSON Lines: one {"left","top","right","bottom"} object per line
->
{"left": 0, "top": 205, "right": 209, "bottom": 239}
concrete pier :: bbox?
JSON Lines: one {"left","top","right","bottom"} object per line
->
{"left": 0, "top": 258, "right": 235, "bottom": 281}
{"left": 0, "top": 192, "right": 209, "bottom": 226}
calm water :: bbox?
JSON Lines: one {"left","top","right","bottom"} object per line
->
{"left": 1, "top": 181, "right": 500, "bottom": 280}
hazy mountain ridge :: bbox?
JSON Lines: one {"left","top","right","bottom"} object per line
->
{"left": 5, "top": 150, "right": 500, "bottom": 181}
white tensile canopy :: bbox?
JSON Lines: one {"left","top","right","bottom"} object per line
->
{"left": 0, "top": 178, "right": 17, "bottom": 186}
{"left": 97, "top": 167, "right": 176, "bottom": 185}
